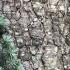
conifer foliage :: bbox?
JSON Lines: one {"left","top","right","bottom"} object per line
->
{"left": 0, "top": 16, "right": 24, "bottom": 70}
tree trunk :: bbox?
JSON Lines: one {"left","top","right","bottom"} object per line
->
{"left": 0, "top": 0, "right": 70, "bottom": 70}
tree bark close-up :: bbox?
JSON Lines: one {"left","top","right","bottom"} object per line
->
{"left": 0, "top": 0, "right": 70, "bottom": 70}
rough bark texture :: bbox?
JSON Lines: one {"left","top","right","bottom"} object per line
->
{"left": 0, "top": 0, "right": 70, "bottom": 70}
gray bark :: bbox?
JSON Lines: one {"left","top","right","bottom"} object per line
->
{"left": 0, "top": 0, "right": 70, "bottom": 70}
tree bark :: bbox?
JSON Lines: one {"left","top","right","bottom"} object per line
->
{"left": 0, "top": 0, "right": 70, "bottom": 70}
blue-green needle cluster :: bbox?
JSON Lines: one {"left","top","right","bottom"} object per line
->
{"left": 0, "top": 16, "right": 25, "bottom": 70}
